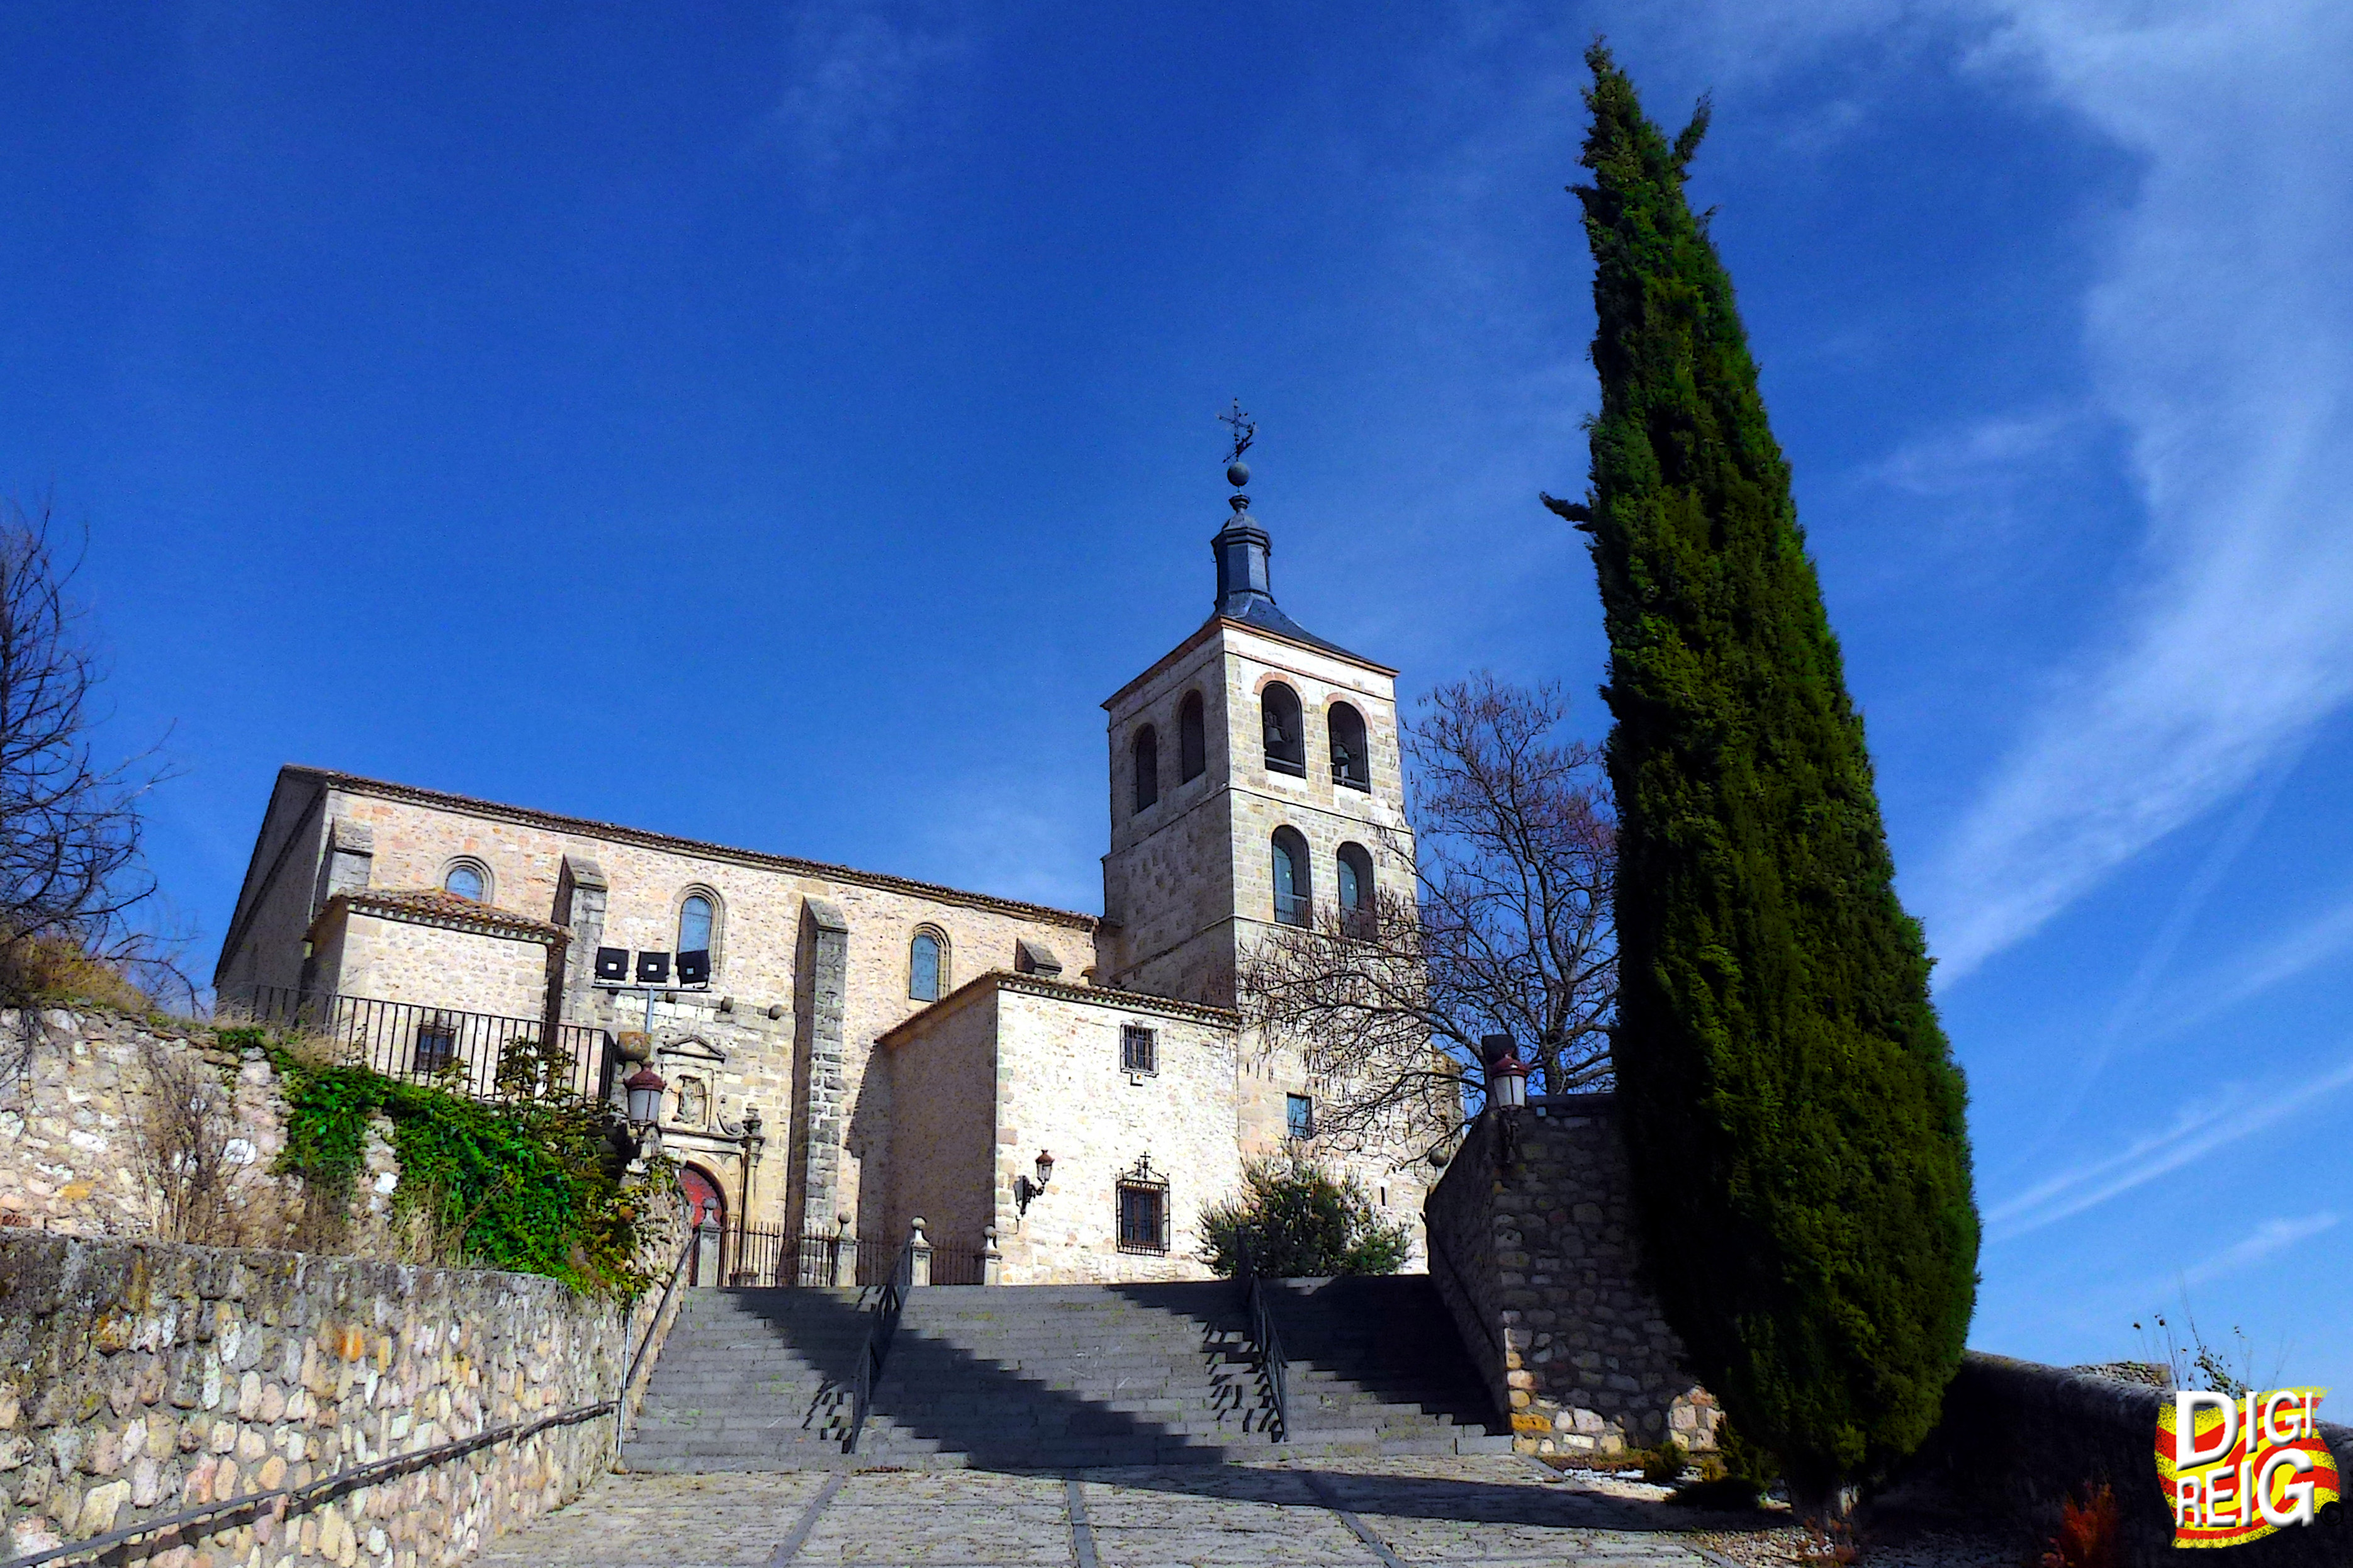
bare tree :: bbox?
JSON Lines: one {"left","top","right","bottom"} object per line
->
{"left": 1, "top": 496, "right": 180, "bottom": 1073}
{"left": 1238, "top": 674, "right": 1615, "bottom": 1154}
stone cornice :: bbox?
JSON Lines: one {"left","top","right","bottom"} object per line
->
{"left": 287, "top": 766, "right": 1100, "bottom": 932}
{"left": 875, "top": 970, "right": 1239, "bottom": 1046}
{"left": 1101, "top": 615, "right": 1399, "bottom": 713}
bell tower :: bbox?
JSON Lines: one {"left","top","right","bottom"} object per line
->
{"left": 1098, "top": 421, "right": 1412, "bottom": 1012}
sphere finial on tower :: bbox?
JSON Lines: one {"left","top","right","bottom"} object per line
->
{"left": 1218, "top": 398, "right": 1255, "bottom": 512}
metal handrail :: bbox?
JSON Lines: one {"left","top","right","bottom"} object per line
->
{"left": 0, "top": 1399, "right": 616, "bottom": 1568}
{"left": 845, "top": 1235, "right": 913, "bottom": 1453}
{"left": 622, "top": 1220, "right": 700, "bottom": 1413}
{"left": 1235, "top": 1238, "right": 1289, "bottom": 1442}
{"left": 2, "top": 1210, "right": 695, "bottom": 1568}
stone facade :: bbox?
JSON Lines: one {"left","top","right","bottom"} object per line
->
{"left": 211, "top": 504, "right": 1434, "bottom": 1282}
{"left": 0, "top": 1233, "right": 637, "bottom": 1568}
{"left": 878, "top": 975, "right": 1248, "bottom": 1282}
{"left": 303, "top": 895, "right": 561, "bottom": 1026}
{"left": 1424, "top": 1097, "right": 1718, "bottom": 1457}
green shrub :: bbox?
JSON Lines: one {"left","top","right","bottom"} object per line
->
{"left": 1641, "top": 1438, "right": 1688, "bottom": 1485}
{"left": 269, "top": 1044, "right": 661, "bottom": 1298}
{"left": 1196, "top": 1152, "right": 1413, "bottom": 1278}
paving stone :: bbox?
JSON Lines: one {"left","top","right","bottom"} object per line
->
{"left": 474, "top": 1455, "right": 1746, "bottom": 1568}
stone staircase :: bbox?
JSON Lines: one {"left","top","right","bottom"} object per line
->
{"left": 623, "top": 1275, "right": 1512, "bottom": 1472}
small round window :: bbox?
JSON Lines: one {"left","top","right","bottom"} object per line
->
{"left": 444, "top": 861, "right": 488, "bottom": 902}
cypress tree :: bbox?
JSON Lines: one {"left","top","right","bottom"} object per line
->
{"left": 1554, "top": 46, "right": 1979, "bottom": 1506}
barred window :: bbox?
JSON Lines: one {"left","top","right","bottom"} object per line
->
{"left": 1286, "top": 1093, "right": 1315, "bottom": 1141}
{"left": 1121, "top": 1024, "right": 1157, "bottom": 1075}
{"left": 1117, "top": 1179, "right": 1169, "bottom": 1254}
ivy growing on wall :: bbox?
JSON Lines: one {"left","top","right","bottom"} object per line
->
{"left": 224, "top": 1025, "right": 663, "bottom": 1298}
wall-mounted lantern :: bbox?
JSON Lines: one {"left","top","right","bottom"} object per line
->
{"left": 1481, "top": 1034, "right": 1529, "bottom": 1109}
{"left": 1016, "top": 1148, "right": 1055, "bottom": 1216}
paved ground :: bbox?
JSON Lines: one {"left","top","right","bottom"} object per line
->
{"left": 471, "top": 1455, "right": 1791, "bottom": 1568}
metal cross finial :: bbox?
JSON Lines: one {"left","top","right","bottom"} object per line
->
{"left": 1218, "top": 399, "right": 1256, "bottom": 466}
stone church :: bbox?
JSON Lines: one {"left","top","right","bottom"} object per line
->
{"left": 213, "top": 483, "right": 1431, "bottom": 1284}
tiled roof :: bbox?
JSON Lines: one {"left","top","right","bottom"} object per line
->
{"left": 335, "top": 887, "right": 571, "bottom": 942}
{"left": 284, "top": 768, "right": 1100, "bottom": 931}
{"left": 876, "top": 968, "right": 1238, "bottom": 1046}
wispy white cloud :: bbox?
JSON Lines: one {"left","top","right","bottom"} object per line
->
{"left": 1868, "top": 406, "right": 2089, "bottom": 499}
{"left": 2180, "top": 1212, "right": 2340, "bottom": 1287}
{"left": 1984, "top": 1053, "right": 2353, "bottom": 1241}
{"left": 1914, "top": 1, "right": 2353, "bottom": 977}
{"left": 768, "top": 1, "right": 975, "bottom": 188}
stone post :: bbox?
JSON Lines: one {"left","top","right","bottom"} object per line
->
{"left": 982, "top": 1226, "right": 1002, "bottom": 1286}
{"left": 695, "top": 1217, "right": 722, "bottom": 1288}
{"left": 832, "top": 1213, "right": 856, "bottom": 1288}
{"left": 909, "top": 1217, "right": 932, "bottom": 1287}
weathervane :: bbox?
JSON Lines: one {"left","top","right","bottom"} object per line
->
{"left": 1218, "top": 399, "right": 1256, "bottom": 511}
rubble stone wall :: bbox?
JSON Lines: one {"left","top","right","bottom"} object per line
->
{"left": 0, "top": 1233, "right": 629, "bottom": 1568}
{"left": 0, "top": 1010, "right": 396, "bottom": 1248}
{"left": 1424, "top": 1097, "right": 1717, "bottom": 1457}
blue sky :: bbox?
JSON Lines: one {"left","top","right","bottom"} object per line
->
{"left": 5, "top": 2, "right": 2348, "bottom": 1390}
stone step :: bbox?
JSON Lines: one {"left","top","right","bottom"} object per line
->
{"left": 624, "top": 1277, "right": 1508, "bottom": 1472}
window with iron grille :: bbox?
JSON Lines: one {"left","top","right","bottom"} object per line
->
{"left": 1117, "top": 1179, "right": 1169, "bottom": 1254}
{"left": 1286, "top": 1093, "right": 1315, "bottom": 1141}
{"left": 413, "top": 1020, "right": 458, "bottom": 1074}
{"left": 1121, "top": 1024, "right": 1157, "bottom": 1075}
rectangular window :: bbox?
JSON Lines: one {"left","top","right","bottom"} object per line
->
{"left": 413, "top": 1022, "right": 458, "bottom": 1074}
{"left": 1116, "top": 1182, "right": 1169, "bottom": 1253}
{"left": 1121, "top": 1024, "right": 1157, "bottom": 1075}
{"left": 1286, "top": 1093, "right": 1314, "bottom": 1141}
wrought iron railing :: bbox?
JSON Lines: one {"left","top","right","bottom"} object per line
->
{"left": 924, "top": 1240, "right": 989, "bottom": 1286}
{"left": 732, "top": 1225, "right": 897, "bottom": 1288}
{"left": 220, "top": 984, "right": 608, "bottom": 1103}
{"left": 1235, "top": 1238, "right": 1289, "bottom": 1442}
{"left": 846, "top": 1235, "right": 914, "bottom": 1453}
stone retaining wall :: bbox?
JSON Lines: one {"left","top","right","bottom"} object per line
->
{"left": 0, "top": 1009, "right": 395, "bottom": 1248}
{"left": 1423, "top": 1098, "right": 1717, "bottom": 1457}
{"left": 0, "top": 1234, "right": 634, "bottom": 1568}
{"left": 1920, "top": 1352, "right": 2350, "bottom": 1567}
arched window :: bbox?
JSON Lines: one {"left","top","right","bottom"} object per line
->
{"left": 1271, "top": 827, "right": 1311, "bottom": 927}
{"left": 1337, "top": 843, "right": 1375, "bottom": 936}
{"left": 1262, "top": 683, "right": 1306, "bottom": 776}
{"left": 1178, "top": 692, "right": 1206, "bottom": 781}
{"left": 1328, "top": 702, "right": 1370, "bottom": 790}
{"left": 442, "top": 859, "right": 489, "bottom": 902}
{"left": 1132, "top": 725, "right": 1160, "bottom": 812}
{"left": 909, "top": 927, "right": 947, "bottom": 1002}
{"left": 678, "top": 892, "right": 715, "bottom": 958}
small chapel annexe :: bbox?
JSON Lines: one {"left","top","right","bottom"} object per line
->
{"left": 212, "top": 481, "right": 1429, "bottom": 1284}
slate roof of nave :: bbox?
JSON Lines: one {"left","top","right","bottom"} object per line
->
{"left": 284, "top": 766, "right": 1101, "bottom": 932}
